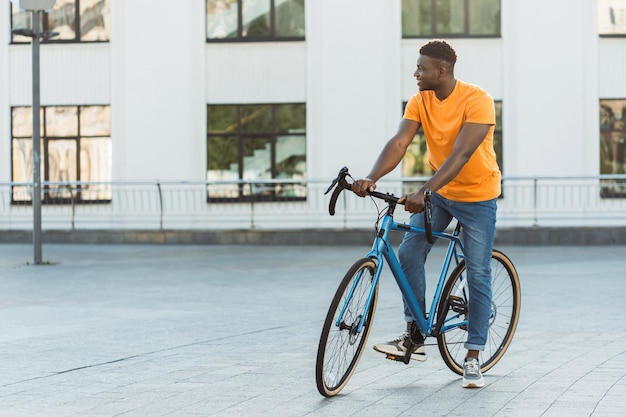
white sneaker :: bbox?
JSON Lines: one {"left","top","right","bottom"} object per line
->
{"left": 373, "top": 330, "right": 427, "bottom": 361}
{"left": 462, "top": 357, "right": 484, "bottom": 388}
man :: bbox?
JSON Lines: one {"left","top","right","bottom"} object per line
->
{"left": 351, "top": 39, "right": 500, "bottom": 388}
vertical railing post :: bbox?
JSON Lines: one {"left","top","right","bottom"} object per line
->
{"left": 156, "top": 181, "right": 163, "bottom": 230}
{"left": 249, "top": 182, "right": 255, "bottom": 230}
{"left": 533, "top": 178, "right": 538, "bottom": 227}
{"left": 68, "top": 184, "right": 75, "bottom": 230}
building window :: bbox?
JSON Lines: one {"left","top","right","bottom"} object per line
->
{"left": 599, "top": 0, "right": 626, "bottom": 35}
{"left": 402, "top": 0, "right": 500, "bottom": 38}
{"left": 206, "top": 0, "right": 305, "bottom": 41}
{"left": 11, "top": 0, "right": 110, "bottom": 43}
{"left": 600, "top": 99, "right": 626, "bottom": 197}
{"left": 401, "top": 100, "right": 502, "bottom": 193}
{"left": 11, "top": 105, "right": 112, "bottom": 203}
{"left": 207, "top": 103, "right": 306, "bottom": 202}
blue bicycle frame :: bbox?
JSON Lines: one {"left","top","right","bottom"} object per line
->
{"left": 343, "top": 211, "right": 466, "bottom": 339}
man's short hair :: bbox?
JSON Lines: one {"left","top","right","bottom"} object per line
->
{"left": 419, "top": 39, "right": 457, "bottom": 66}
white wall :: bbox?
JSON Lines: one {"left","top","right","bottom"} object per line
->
{"left": 109, "top": 0, "right": 206, "bottom": 181}
{"left": 502, "top": 0, "right": 598, "bottom": 177}
{"left": 205, "top": 42, "right": 306, "bottom": 103}
{"left": 306, "top": 0, "right": 402, "bottom": 180}
{"left": 9, "top": 44, "right": 110, "bottom": 105}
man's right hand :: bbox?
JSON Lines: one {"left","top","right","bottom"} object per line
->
{"left": 352, "top": 178, "right": 376, "bottom": 197}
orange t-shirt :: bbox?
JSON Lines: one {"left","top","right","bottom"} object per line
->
{"left": 403, "top": 80, "right": 501, "bottom": 202}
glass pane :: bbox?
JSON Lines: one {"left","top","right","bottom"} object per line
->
{"left": 436, "top": 0, "right": 465, "bottom": 34}
{"left": 12, "top": 138, "right": 41, "bottom": 201}
{"left": 242, "top": 0, "right": 271, "bottom": 37}
{"left": 12, "top": 107, "right": 44, "bottom": 137}
{"left": 48, "top": 0, "right": 77, "bottom": 41}
{"left": 276, "top": 135, "right": 306, "bottom": 197}
{"left": 46, "top": 139, "right": 77, "bottom": 198}
{"left": 46, "top": 106, "right": 78, "bottom": 137}
{"left": 275, "top": 104, "right": 305, "bottom": 133}
{"left": 243, "top": 137, "right": 272, "bottom": 196}
{"left": 469, "top": 0, "right": 500, "bottom": 35}
{"left": 599, "top": 0, "right": 626, "bottom": 35}
{"left": 11, "top": 4, "right": 33, "bottom": 43}
{"left": 402, "top": 0, "right": 432, "bottom": 37}
{"left": 207, "top": 136, "right": 240, "bottom": 198}
{"left": 494, "top": 101, "right": 502, "bottom": 128}
{"left": 12, "top": 138, "right": 33, "bottom": 183}
{"left": 80, "top": 137, "right": 112, "bottom": 200}
{"left": 276, "top": 135, "right": 305, "bottom": 178}
{"left": 493, "top": 131, "right": 503, "bottom": 172}
{"left": 402, "top": 133, "right": 430, "bottom": 195}
{"left": 241, "top": 104, "right": 272, "bottom": 133}
{"left": 494, "top": 101, "right": 503, "bottom": 171}
{"left": 208, "top": 105, "right": 238, "bottom": 133}
{"left": 600, "top": 100, "right": 626, "bottom": 174}
{"left": 80, "top": 106, "right": 111, "bottom": 136}
{"left": 207, "top": 0, "right": 239, "bottom": 39}
{"left": 80, "top": 0, "right": 110, "bottom": 41}
{"left": 275, "top": 0, "right": 305, "bottom": 37}
{"left": 47, "top": 139, "right": 77, "bottom": 182}
{"left": 402, "top": 133, "right": 431, "bottom": 177}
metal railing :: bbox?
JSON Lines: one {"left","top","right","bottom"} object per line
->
{"left": 1, "top": 175, "right": 626, "bottom": 231}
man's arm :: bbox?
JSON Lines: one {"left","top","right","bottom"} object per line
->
{"left": 400, "top": 122, "right": 491, "bottom": 213}
{"left": 352, "top": 118, "right": 420, "bottom": 197}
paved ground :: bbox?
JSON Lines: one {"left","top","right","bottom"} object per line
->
{"left": 0, "top": 243, "right": 624, "bottom": 417}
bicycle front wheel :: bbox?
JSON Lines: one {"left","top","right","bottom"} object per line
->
{"left": 436, "top": 249, "right": 521, "bottom": 375}
{"left": 315, "top": 258, "right": 378, "bottom": 397}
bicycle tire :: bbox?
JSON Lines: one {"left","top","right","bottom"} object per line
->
{"left": 315, "top": 258, "right": 378, "bottom": 397}
{"left": 436, "top": 249, "right": 521, "bottom": 375}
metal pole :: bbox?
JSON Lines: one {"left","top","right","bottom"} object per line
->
{"left": 31, "top": 10, "right": 43, "bottom": 264}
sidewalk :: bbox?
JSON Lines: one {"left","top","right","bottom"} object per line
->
{"left": 0, "top": 243, "right": 624, "bottom": 416}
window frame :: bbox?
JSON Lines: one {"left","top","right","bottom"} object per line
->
{"left": 10, "top": 104, "right": 112, "bottom": 205}
{"left": 402, "top": 0, "right": 501, "bottom": 39}
{"left": 9, "top": 0, "right": 110, "bottom": 44}
{"left": 206, "top": 103, "right": 307, "bottom": 203}
{"left": 206, "top": 0, "right": 305, "bottom": 43}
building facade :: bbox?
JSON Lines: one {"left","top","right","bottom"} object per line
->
{"left": 1, "top": 0, "right": 626, "bottom": 229}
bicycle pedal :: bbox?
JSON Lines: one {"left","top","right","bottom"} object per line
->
{"left": 385, "top": 353, "right": 410, "bottom": 363}
{"left": 448, "top": 295, "right": 467, "bottom": 314}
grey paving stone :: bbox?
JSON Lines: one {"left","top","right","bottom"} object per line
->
{"left": 0, "top": 243, "right": 624, "bottom": 417}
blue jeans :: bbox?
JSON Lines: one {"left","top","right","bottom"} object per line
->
{"left": 397, "top": 193, "right": 497, "bottom": 351}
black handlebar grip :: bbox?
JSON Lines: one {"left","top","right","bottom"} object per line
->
{"left": 328, "top": 184, "right": 343, "bottom": 216}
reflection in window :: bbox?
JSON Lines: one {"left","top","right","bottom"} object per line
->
{"left": 402, "top": 0, "right": 500, "bottom": 37}
{"left": 207, "top": 0, "right": 305, "bottom": 41}
{"left": 401, "top": 101, "right": 503, "bottom": 194}
{"left": 11, "top": 105, "right": 112, "bottom": 203}
{"left": 599, "top": 0, "right": 626, "bottom": 35}
{"left": 10, "top": 0, "right": 110, "bottom": 43}
{"left": 600, "top": 99, "right": 626, "bottom": 197}
{"left": 207, "top": 103, "right": 306, "bottom": 201}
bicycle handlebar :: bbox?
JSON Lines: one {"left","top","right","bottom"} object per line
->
{"left": 325, "top": 167, "right": 435, "bottom": 243}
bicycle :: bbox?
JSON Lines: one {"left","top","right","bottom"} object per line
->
{"left": 315, "top": 167, "right": 521, "bottom": 397}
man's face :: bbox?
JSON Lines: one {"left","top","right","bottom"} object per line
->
{"left": 413, "top": 55, "right": 442, "bottom": 91}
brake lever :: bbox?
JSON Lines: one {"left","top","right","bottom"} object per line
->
{"left": 324, "top": 177, "right": 338, "bottom": 195}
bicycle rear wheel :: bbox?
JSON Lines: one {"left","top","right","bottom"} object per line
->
{"left": 436, "top": 249, "right": 521, "bottom": 375}
{"left": 315, "top": 258, "right": 378, "bottom": 397}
